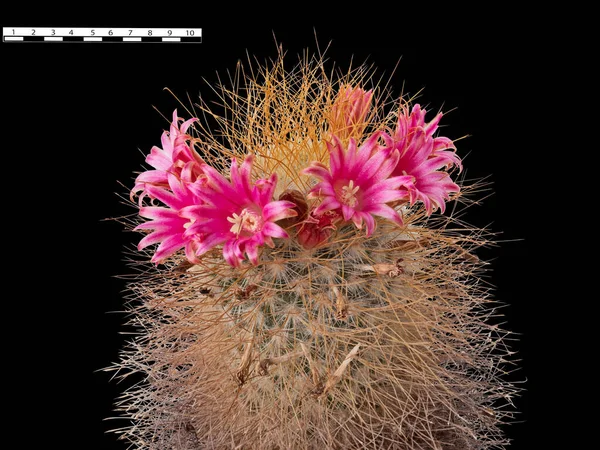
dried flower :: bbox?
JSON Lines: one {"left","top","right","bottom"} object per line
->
{"left": 296, "top": 209, "right": 340, "bottom": 249}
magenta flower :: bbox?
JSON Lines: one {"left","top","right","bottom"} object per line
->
{"left": 134, "top": 169, "right": 205, "bottom": 264}
{"left": 330, "top": 85, "right": 373, "bottom": 138}
{"left": 391, "top": 104, "right": 462, "bottom": 214}
{"left": 181, "top": 155, "right": 297, "bottom": 267}
{"left": 132, "top": 109, "right": 203, "bottom": 204}
{"left": 303, "top": 132, "right": 414, "bottom": 236}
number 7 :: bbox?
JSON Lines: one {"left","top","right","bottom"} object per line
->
{"left": 129, "top": 30, "right": 133, "bottom": 35}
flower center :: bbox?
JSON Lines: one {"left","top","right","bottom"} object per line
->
{"left": 227, "top": 208, "right": 264, "bottom": 236}
{"left": 339, "top": 180, "right": 360, "bottom": 207}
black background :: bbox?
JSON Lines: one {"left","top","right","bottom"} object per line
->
{"left": 3, "top": 12, "right": 552, "bottom": 449}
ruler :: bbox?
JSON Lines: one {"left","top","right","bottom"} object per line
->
{"left": 3, "top": 28, "right": 202, "bottom": 43}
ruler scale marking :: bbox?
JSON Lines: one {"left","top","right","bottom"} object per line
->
{"left": 3, "top": 27, "right": 202, "bottom": 43}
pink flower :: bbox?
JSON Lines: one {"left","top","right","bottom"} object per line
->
{"left": 330, "top": 85, "right": 373, "bottom": 138}
{"left": 391, "top": 104, "right": 462, "bottom": 214}
{"left": 181, "top": 155, "right": 297, "bottom": 267}
{"left": 303, "top": 132, "right": 414, "bottom": 237}
{"left": 134, "top": 170, "right": 205, "bottom": 264}
{"left": 132, "top": 109, "right": 203, "bottom": 204}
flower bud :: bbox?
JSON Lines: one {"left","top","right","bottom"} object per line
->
{"left": 329, "top": 85, "right": 373, "bottom": 139}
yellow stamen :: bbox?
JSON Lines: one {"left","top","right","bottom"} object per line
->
{"left": 227, "top": 209, "right": 264, "bottom": 236}
{"left": 340, "top": 180, "right": 360, "bottom": 207}
{"left": 227, "top": 213, "right": 244, "bottom": 235}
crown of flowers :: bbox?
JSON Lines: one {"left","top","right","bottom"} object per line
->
{"left": 132, "top": 87, "right": 461, "bottom": 267}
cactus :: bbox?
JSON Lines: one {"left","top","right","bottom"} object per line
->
{"left": 111, "top": 50, "right": 517, "bottom": 449}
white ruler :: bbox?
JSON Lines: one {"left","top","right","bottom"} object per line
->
{"left": 3, "top": 28, "right": 202, "bottom": 43}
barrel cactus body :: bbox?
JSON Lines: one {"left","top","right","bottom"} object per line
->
{"left": 113, "top": 51, "right": 515, "bottom": 449}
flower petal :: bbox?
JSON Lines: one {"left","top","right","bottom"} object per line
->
{"left": 180, "top": 117, "right": 198, "bottom": 133}
{"left": 302, "top": 162, "right": 331, "bottom": 181}
{"left": 363, "top": 189, "right": 407, "bottom": 206}
{"left": 134, "top": 170, "right": 168, "bottom": 187}
{"left": 342, "top": 204, "right": 354, "bottom": 221}
{"left": 357, "top": 146, "right": 399, "bottom": 184}
{"left": 145, "top": 144, "right": 172, "bottom": 171}
{"left": 364, "top": 204, "right": 403, "bottom": 226}
{"left": 424, "top": 112, "right": 442, "bottom": 137}
{"left": 244, "top": 240, "right": 260, "bottom": 265}
{"left": 138, "top": 229, "right": 180, "bottom": 250}
{"left": 351, "top": 211, "right": 363, "bottom": 229}
{"left": 184, "top": 240, "right": 201, "bottom": 264}
{"left": 328, "top": 137, "right": 345, "bottom": 176}
{"left": 314, "top": 196, "right": 342, "bottom": 215}
{"left": 151, "top": 235, "right": 187, "bottom": 263}
{"left": 361, "top": 212, "right": 376, "bottom": 236}
{"left": 363, "top": 175, "right": 414, "bottom": 195}
{"left": 138, "top": 206, "right": 178, "bottom": 221}
{"left": 263, "top": 201, "right": 297, "bottom": 222}
{"left": 262, "top": 222, "right": 289, "bottom": 239}
{"left": 223, "top": 239, "right": 244, "bottom": 267}
{"left": 254, "top": 173, "right": 277, "bottom": 205}
{"left": 195, "top": 232, "right": 229, "bottom": 257}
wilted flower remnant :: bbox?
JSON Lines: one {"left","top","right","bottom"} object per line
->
{"left": 115, "top": 53, "right": 516, "bottom": 450}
